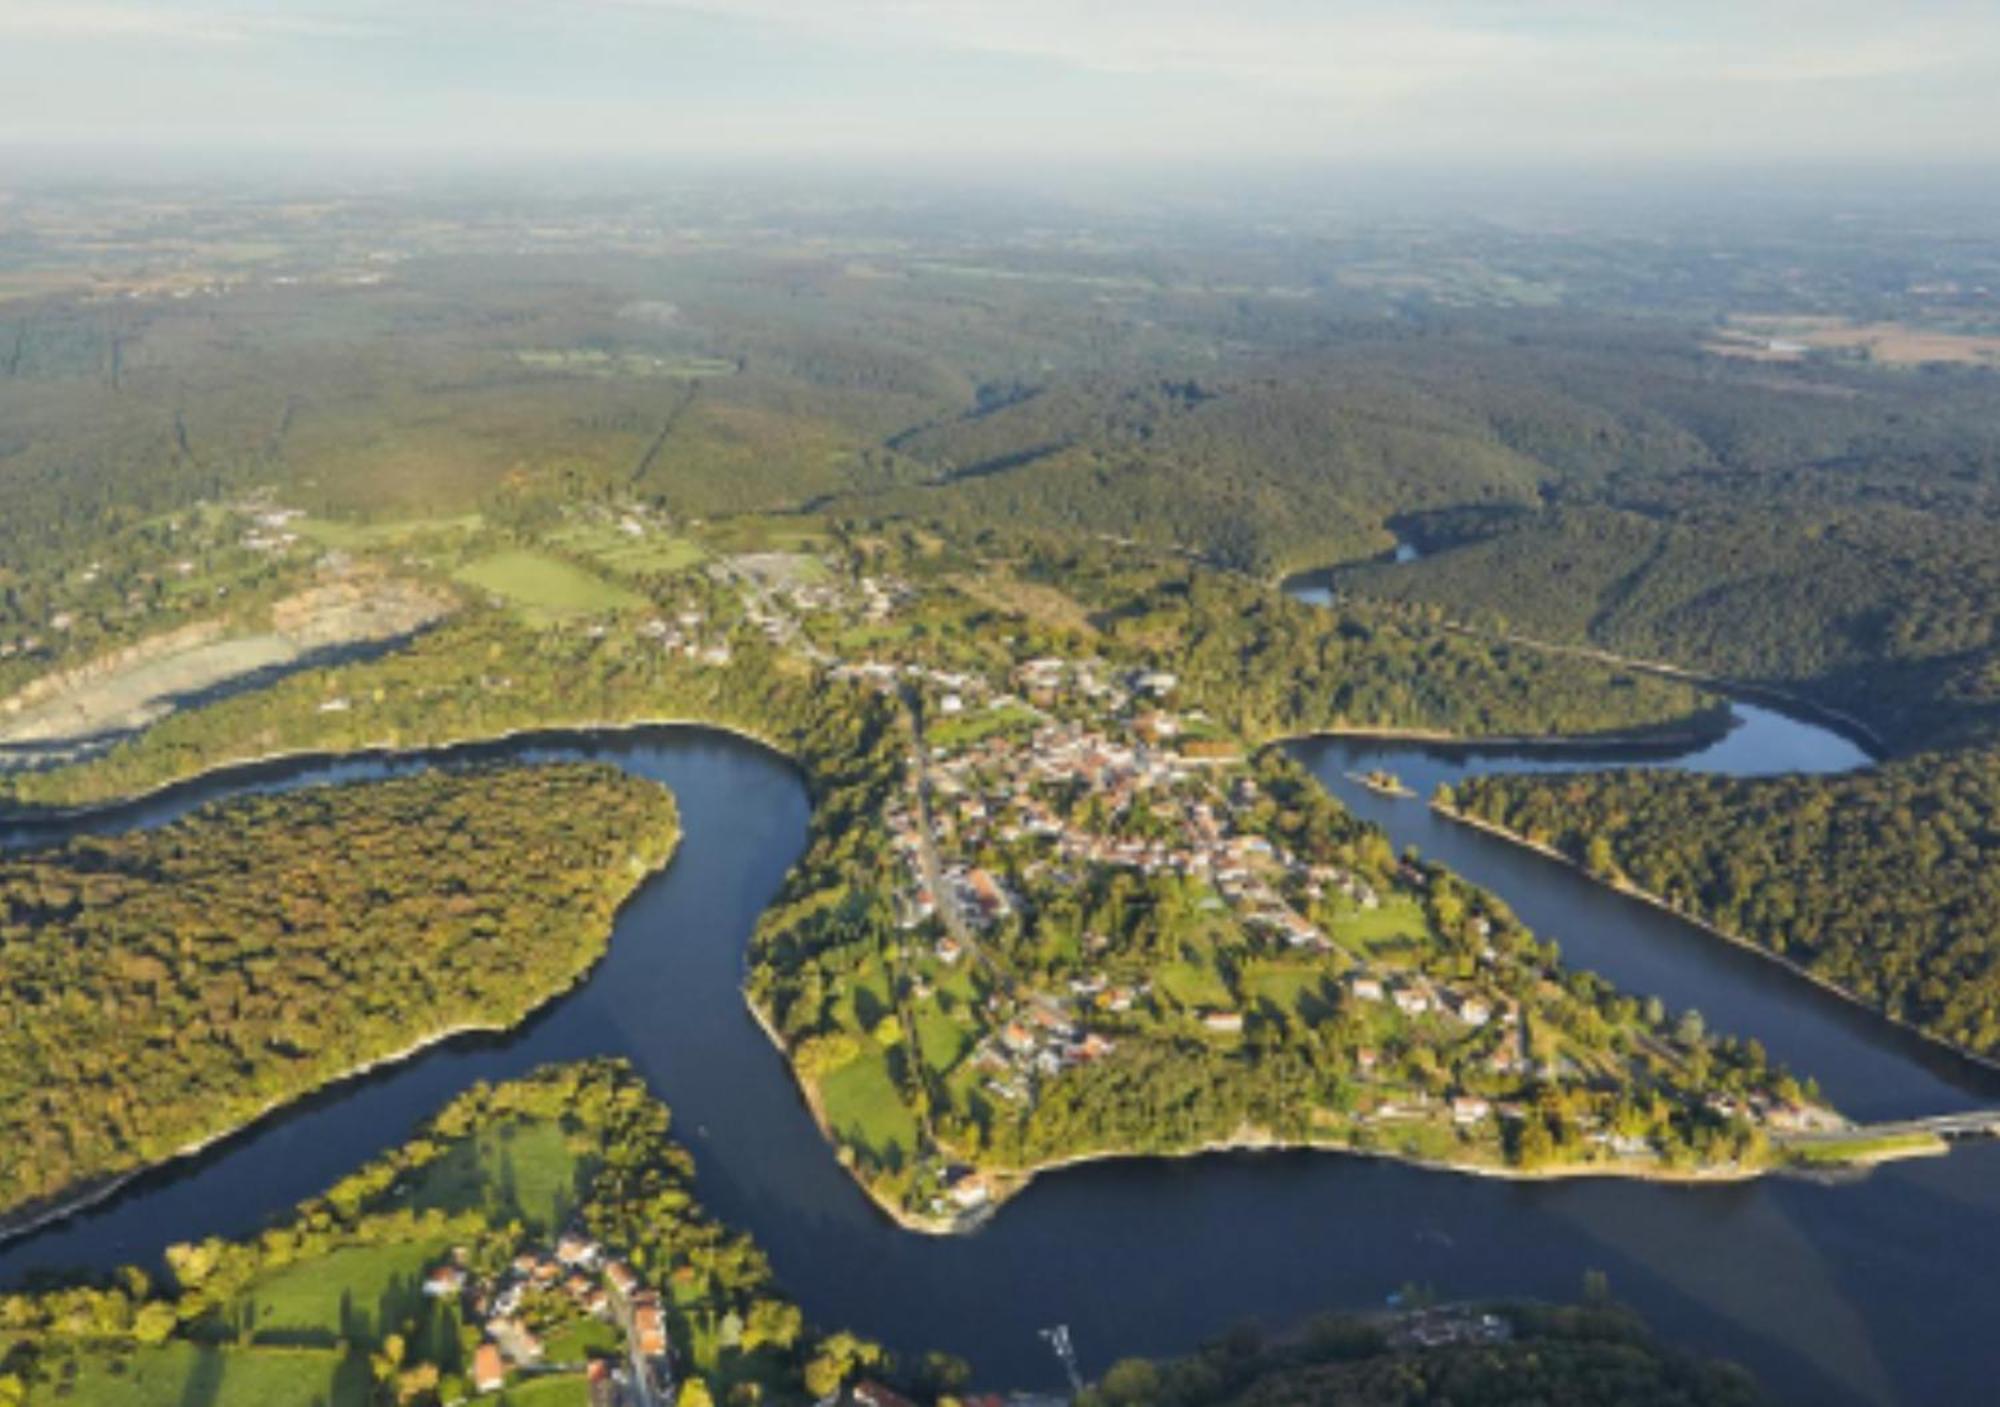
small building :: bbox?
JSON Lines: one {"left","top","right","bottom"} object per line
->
{"left": 473, "top": 1343, "right": 507, "bottom": 1394}
{"left": 634, "top": 1302, "right": 669, "bottom": 1358}
{"left": 1201, "top": 1010, "right": 1244, "bottom": 1034}
{"left": 1451, "top": 1096, "right": 1492, "bottom": 1126}
{"left": 422, "top": 1264, "right": 466, "bottom": 1298}
{"left": 853, "top": 1382, "right": 921, "bottom": 1407}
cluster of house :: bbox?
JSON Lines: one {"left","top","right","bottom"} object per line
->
{"left": 639, "top": 609, "right": 734, "bottom": 666}
{"left": 240, "top": 505, "right": 306, "bottom": 554}
{"left": 720, "top": 552, "right": 911, "bottom": 658}
{"left": 966, "top": 994, "right": 1120, "bottom": 1105}
{"left": 423, "top": 1231, "right": 669, "bottom": 1397}
{"left": 1384, "top": 1306, "right": 1514, "bottom": 1350}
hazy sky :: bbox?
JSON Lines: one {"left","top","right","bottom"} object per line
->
{"left": 1, "top": 1, "right": 1996, "bottom": 165}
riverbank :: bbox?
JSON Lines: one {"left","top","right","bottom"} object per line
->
{"left": 1279, "top": 705, "right": 1735, "bottom": 756}
{"left": 1281, "top": 569, "right": 1889, "bottom": 759}
{"left": 1430, "top": 801, "right": 2000, "bottom": 1082}
{"left": 0, "top": 815, "right": 684, "bottom": 1250}
{"left": 0, "top": 712, "right": 800, "bottom": 830}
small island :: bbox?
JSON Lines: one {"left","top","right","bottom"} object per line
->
{"left": 1351, "top": 768, "right": 1415, "bottom": 798}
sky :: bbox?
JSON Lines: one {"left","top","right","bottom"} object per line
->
{"left": 1, "top": 0, "right": 1997, "bottom": 167}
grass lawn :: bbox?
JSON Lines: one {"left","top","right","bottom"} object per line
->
{"left": 1156, "top": 959, "right": 1234, "bottom": 1011}
{"left": 927, "top": 704, "right": 1042, "bottom": 750}
{"left": 223, "top": 1239, "right": 446, "bottom": 1349}
{"left": 1243, "top": 961, "right": 1336, "bottom": 1019}
{"left": 494, "top": 1374, "right": 594, "bottom": 1405}
{"left": 543, "top": 1317, "right": 621, "bottom": 1363}
{"left": 1787, "top": 1132, "right": 1949, "bottom": 1165}
{"left": 45, "top": 1342, "right": 369, "bottom": 1406}
{"left": 408, "top": 1118, "right": 586, "bottom": 1235}
{"left": 550, "top": 522, "right": 708, "bottom": 578}
{"left": 1333, "top": 896, "right": 1430, "bottom": 959}
{"left": 296, "top": 513, "right": 484, "bottom": 550}
{"left": 914, "top": 1004, "right": 972, "bottom": 1075}
{"left": 818, "top": 1046, "right": 920, "bottom": 1165}
{"left": 841, "top": 957, "right": 897, "bottom": 1032}
{"left": 451, "top": 550, "right": 644, "bottom": 623}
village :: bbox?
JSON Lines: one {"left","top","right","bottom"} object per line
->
{"left": 803, "top": 626, "right": 1846, "bottom": 1216}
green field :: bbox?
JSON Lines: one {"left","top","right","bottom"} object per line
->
{"left": 492, "top": 1375, "right": 593, "bottom": 1405}
{"left": 39, "top": 1343, "right": 369, "bottom": 1407}
{"left": 221, "top": 1238, "right": 447, "bottom": 1350}
{"left": 295, "top": 513, "right": 485, "bottom": 550}
{"left": 1331, "top": 895, "right": 1431, "bottom": 958}
{"left": 408, "top": 1117, "right": 586, "bottom": 1234}
{"left": 543, "top": 1317, "right": 620, "bottom": 1363}
{"left": 1243, "top": 960, "right": 1338, "bottom": 1019}
{"left": 914, "top": 1004, "right": 972, "bottom": 1074}
{"left": 926, "top": 703, "right": 1042, "bottom": 750}
{"left": 550, "top": 522, "right": 708, "bottom": 578}
{"left": 451, "top": 549, "right": 645, "bottom": 622}
{"left": 818, "top": 1045, "right": 921, "bottom": 1164}
{"left": 1786, "top": 1132, "right": 1949, "bottom": 1165}
{"left": 1155, "top": 959, "right": 1234, "bottom": 1011}
{"left": 515, "top": 349, "right": 737, "bottom": 380}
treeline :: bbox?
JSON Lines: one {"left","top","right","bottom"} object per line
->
{"left": 1081, "top": 1299, "right": 1767, "bottom": 1407}
{"left": 0, "top": 605, "right": 853, "bottom": 814}
{"left": 1340, "top": 501, "right": 2000, "bottom": 751}
{"left": 0, "top": 765, "right": 679, "bottom": 1223}
{"left": 1025, "top": 544, "right": 1719, "bottom": 743}
{"left": 1447, "top": 748, "right": 2000, "bottom": 1060}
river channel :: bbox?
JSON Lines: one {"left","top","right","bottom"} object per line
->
{"left": 1, "top": 708, "right": 1995, "bottom": 1407}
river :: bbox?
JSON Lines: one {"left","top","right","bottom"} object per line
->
{"left": 2, "top": 710, "right": 1996, "bottom": 1407}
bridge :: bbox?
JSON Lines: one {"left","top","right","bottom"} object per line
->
{"left": 1778, "top": 1109, "right": 2000, "bottom": 1148}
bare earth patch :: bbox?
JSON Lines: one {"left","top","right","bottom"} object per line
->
{"left": 0, "top": 573, "right": 454, "bottom": 763}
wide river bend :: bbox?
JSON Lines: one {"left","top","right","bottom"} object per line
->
{"left": 1, "top": 712, "right": 1995, "bottom": 1407}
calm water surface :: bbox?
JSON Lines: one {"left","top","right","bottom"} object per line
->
{"left": 1, "top": 709, "right": 1994, "bottom": 1407}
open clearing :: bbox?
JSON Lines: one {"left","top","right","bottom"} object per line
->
{"left": 0, "top": 576, "right": 453, "bottom": 761}
{"left": 295, "top": 513, "right": 485, "bottom": 550}
{"left": 1707, "top": 315, "right": 2000, "bottom": 368}
{"left": 451, "top": 550, "right": 645, "bottom": 623}
{"left": 550, "top": 521, "right": 708, "bottom": 578}
{"left": 409, "top": 1117, "right": 586, "bottom": 1234}
{"left": 223, "top": 1239, "right": 447, "bottom": 1349}
{"left": 48, "top": 1342, "right": 368, "bottom": 1407}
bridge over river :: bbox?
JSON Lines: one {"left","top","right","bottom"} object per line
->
{"left": 1779, "top": 1108, "right": 2000, "bottom": 1147}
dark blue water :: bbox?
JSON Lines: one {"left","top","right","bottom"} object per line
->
{"left": 2, "top": 714, "right": 1995, "bottom": 1407}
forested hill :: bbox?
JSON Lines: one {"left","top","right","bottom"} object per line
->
{"left": 0, "top": 764, "right": 680, "bottom": 1226}
{"left": 1445, "top": 750, "right": 2000, "bottom": 1061}
{"left": 1079, "top": 1300, "right": 1767, "bottom": 1407}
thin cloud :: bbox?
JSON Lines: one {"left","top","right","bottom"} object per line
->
{"left": 0, "top": 2, "right": 385, "bottom": 44}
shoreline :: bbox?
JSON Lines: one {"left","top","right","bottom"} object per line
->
{"left": 1280, "top": 709, "right": 1734, "bottom": 755}
{"left": 0, "top": 823, "right": 682, "bottom": 1252}
{"left": 1280, "top": 559, "right": 1888, "bottom": 759}
{"left": 1280, "top": 569, "right": 1888, "bottom": 759}
{"left": 0, "top": 713, "right": 803, "bottom": 830}
{"left": 743, "top": 989, "right": 1912, "bottom": 1242}
{"left": 1431, "top": 801, "right": 2000, "bottom": 1081}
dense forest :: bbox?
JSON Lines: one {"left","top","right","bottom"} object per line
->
{"left": 1011, "top": 542, "right": 1718, "bottom": 743}
{"left": 1078, "top": 1300, "right": 1765, "bottom": 1407}
{"left": 1446, "top": 751, "right": 2000, "bottom": 1060}
{"left": 0, "top": 766, "right": 679, "bottom": 1225}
